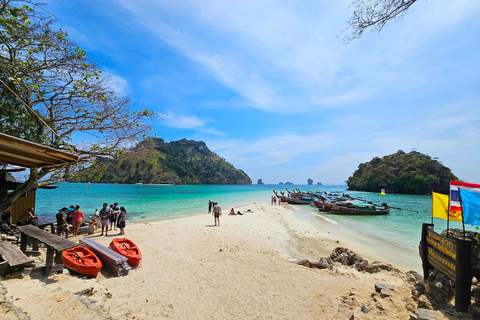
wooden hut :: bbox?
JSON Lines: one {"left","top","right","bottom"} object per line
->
{"left": 0, "top": 133, "right": 79, "bottom": 223}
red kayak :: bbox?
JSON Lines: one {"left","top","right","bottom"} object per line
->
{"left": 109, "top": 238, "right": 142, "bottom": 267}
{"left": 63, "top": 246, "right": 102, "bottom": 276}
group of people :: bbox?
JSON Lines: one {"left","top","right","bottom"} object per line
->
{"left": 208, "top": 200, "right": 245, "bottom": 226}
{"left": 55, "top": 205, "right": 84, "bottom": 238}
{"left": 271, "top": 195, "right": 281, "bottom": 205}
{"left": 55, "top": 203, "right": 126, "bottom": 239}
{"left": 96, "top": 203, "right": 127, "bottom": 236}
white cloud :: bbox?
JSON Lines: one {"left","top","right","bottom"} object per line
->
{"left": 102, "top": 70, "right": 130, "bottom": 96}
{"left": 161, "top": 113, "right": 205, "bottom": 129}
{"left": 160, "top": 112, "right": 225, "bottom": 135}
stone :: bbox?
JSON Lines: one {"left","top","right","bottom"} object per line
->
{"left": 413, "top": 308, "right": 445, "bottom": 320}
{"left": 470, "top": 304, "right": 480, "bottom": 319}
{"left": 406, "top": 270, "right": 424, "bottom": 284}
{"left": 406, "top": 301, "right": 417, "bottom": 312}
{"left": 380, "top": 289, "right": 392, "bottom": 298}
{"left": 360, "top": 304, "right": 373, "bottom": 313}
{"left": 425, "top": 270, "right": 454, "bottom": 306}
{"left": 370, "top": 261, "right": 395, "bottom": 272}
{"left": 416, "top": 295, "right": 433, "bottom": 310}
{"left": 375, "top": 283, "right": 387, "bottom": 293}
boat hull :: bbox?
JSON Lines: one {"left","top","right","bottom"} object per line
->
{"left": 63, "top": 246, "right": 102, "bottom": 276}
{"left": 328, "top": 205, "right": 390, "bottom": 215}
{"left": 109, "top": 238, "right": 142, "bottom": 267}
{"left": 285, "top": 197, "right": 312, "bottom": 205}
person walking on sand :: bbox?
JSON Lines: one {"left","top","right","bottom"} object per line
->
{"left": 213, "top": 202, "right": 222, "bottom": 226}
{"left": 99, "top": 203, "right": 110, "bottom": 236}
{"left": 208, "top": 200, "right": 212, "bottom": 214}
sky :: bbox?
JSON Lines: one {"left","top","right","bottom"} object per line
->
{"left": 43, "top": 0, "right": 480, "bottom": 185}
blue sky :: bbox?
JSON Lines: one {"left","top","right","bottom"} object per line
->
{"left": 45, "top": 0, "right": 480, "bottom": 185}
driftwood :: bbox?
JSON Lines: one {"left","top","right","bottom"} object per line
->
{"left": 79, "top": 238, "right": 131, "bottom": 276}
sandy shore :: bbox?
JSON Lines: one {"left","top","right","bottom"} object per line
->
{"left": 0, "top": 202, "right": 451, "bottom": 319}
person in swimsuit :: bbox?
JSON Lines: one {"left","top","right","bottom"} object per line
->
{"left": 212, "top": 202, "right": 222, "bottom": 226}
{"left": 117, "top": 207, "right": 127, "bottom": 235}
{"left": 72, "top": 205, "right": 84, "bottom": 237}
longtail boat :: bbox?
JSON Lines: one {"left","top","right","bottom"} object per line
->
{"left": 63, "top": 246, "right": 102, "bottom": 276}
{"left": 109, "top": 238, "right": 142, "bottom": 267}
{"left": 328, "top": 202, "right": 390, "bottom": 215}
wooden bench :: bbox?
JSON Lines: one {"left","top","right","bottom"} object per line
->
{"left": 0, "top": 241, "right": 34, "bottom": 276}
{"left": 16, "top": 225, "right": 77, "bottom": 276}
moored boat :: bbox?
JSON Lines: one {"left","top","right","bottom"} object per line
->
{"left": 328, "top": 203, "right": 390, "bottom": 215}
{"left": 63, "top": 246, "right": 102, "bottom": 276}
{"left": 109, "top": 238, "right": 142, "bottom": 267}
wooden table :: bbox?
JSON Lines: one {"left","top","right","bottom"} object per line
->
{"left": 35, "top": 216, "right": 56, "bottom": 234}
{"left": 16, "top": 225, "right": 77, "bottom": 276}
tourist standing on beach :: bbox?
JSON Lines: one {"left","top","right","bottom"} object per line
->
{"left": 99, "top": 203, "right": 110, "bottom": 236}
{"left": 66, "top": 205, "right": 75, "bottom": 225}
{"left": 117, "top": 207, "right": 127, "bottom": 235}
{"left": 208, "top": 200, "right": 212, "bottom": 214}
{"left": 72, "top": 205, "right": 84, "bottom": 237}
{"left": 213, "top": 202, "right": 222, "bottom": 226}
{"left": 110, "top": 203, "right": 119, "bottom": 231}
{"left": 56, "top": 207, "right": 70, "bottom": 239}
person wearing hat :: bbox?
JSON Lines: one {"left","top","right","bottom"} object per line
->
{"left": 56, "top": 207, "right": 70, "bottom": 239}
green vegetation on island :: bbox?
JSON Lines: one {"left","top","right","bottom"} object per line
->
{"left": 346, "top": 150, "right": 458, "bottom": 195}
{"left": 76, "top": 138, "right": 252, "bottom": 185}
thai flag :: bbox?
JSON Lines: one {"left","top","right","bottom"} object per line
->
{"left": 449, "top": 180, "right": 480, "bottom": 213}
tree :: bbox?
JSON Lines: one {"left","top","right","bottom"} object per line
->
{"left": 343, "top": 0, "right": 419, "bottom": 42}
{"left": 0, "top": 0, "right": 155, "bottom": 213}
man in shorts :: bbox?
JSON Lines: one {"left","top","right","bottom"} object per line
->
{"left": 99, "top": 202, "right": 110, "bottom": 236}
{"left": 56, "top": 207, "right": 70, "bottom": 239}
{"left": 212, "top": 202, "right": 222, "bottom": 226}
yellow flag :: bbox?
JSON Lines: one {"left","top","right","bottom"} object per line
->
{"left": 432, "top": 192, "right": 462, "bottom": 222}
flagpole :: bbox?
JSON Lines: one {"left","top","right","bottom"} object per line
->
{"left": 431, "top": 191, "right": 434, "bottom": 224}
{"left": 447, "top": 205, "right": 450, "bottom": 238}
{"left": 459, "top": 190, "right": 466, "bottom": 239}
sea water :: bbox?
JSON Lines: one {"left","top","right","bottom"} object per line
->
{"left": 36, "top": 183, "right": 469, "bottom": 272}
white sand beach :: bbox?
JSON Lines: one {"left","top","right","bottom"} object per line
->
{"left": 0, "top": 202, "right": 453, "bottom": 319}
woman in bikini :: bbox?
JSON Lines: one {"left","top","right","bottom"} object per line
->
{"left": 72, "top": 205, "right": 84, "bottom": 237}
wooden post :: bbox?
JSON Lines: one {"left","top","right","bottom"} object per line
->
{"left": 20, "top": 233, "right": 28, "bottom": 252}
{"left": 455, "top": 238, "right": 472, "bottom": 312}
{"left": 45, "top": 247, "right": 54, "bottom": 276}
{"left": 421, "top": 223, "right": 434, "bottom": 280}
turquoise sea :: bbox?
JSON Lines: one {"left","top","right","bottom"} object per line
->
{"left": 36, "top": 183, "right": 468, "bottom": 272}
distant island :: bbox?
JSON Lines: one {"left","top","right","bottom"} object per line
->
{"left": 346, "top": 150, "right": 457, "bottom": 195}
{"left": 76, "top": 138, "right": 252, "bottom": 185}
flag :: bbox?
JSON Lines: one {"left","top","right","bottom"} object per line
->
{"left": 449, "top": 180, "right": 480, "bottom": 213}
{"left": 381, "top": 188, "right": 385, "bottom": 195}
{"left": 459, "top": 189, "right": 480, "bottom": 226}
{"left": 432, "top": 192, "right": 462, "bottom": 222}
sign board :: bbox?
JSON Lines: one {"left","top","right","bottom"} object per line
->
{"left": 420, "top": 223, "right": 472, "bottom": 313}
{"left": 426, "top": 227, "right": 457, "bottom": 280}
